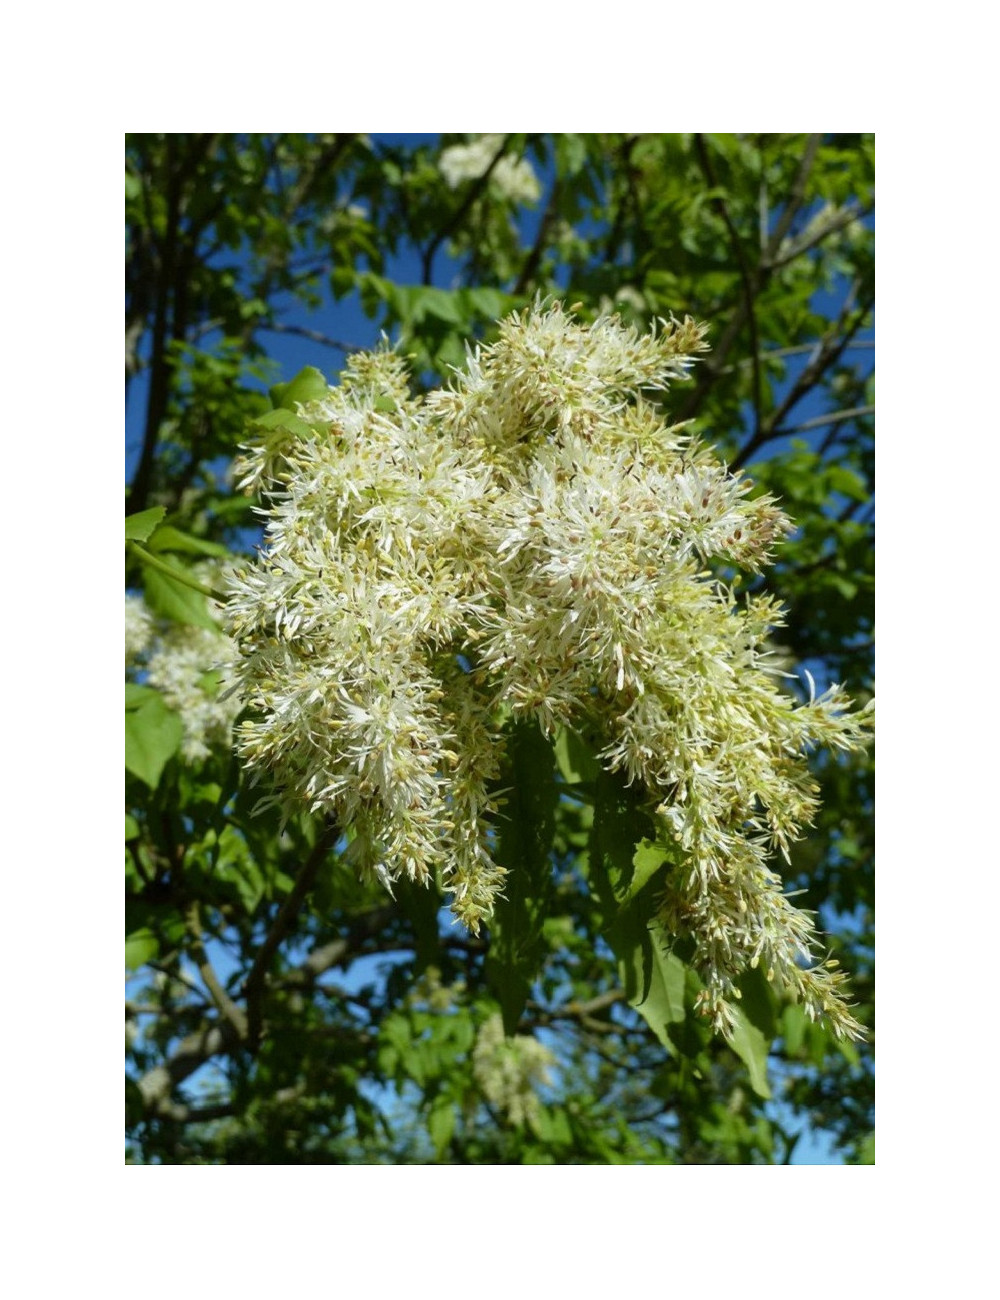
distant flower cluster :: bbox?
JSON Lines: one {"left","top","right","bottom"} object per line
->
{"left": 472, "top": 1013, "right": 555, "bottom": 1129}
{"left": 226, "top": 303, "right": 873, "bottom": 1039}
{"left": 126, "top": 573, "right": 240, "bottom": 764}
{"left": 439, "top": 134, "right": 541, "bottom": 205}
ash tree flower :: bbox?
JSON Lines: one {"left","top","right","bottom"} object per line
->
{"left": 472, "top": 1013, "right": 555, "bottom": 1129}
{"left": 127, "top": 569, "right": 242, "bottom": 764}
{"left": 439, "top": 134, "right": 541, "bottom": 205}
{"left": 226, "top": 302, "right": 874, "bottom": 1041}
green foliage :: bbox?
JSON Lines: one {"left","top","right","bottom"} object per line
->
{"left": 125, "top": 685, "right": 183, "bottom": 789}
{"left": 125, "top": 507, "right": 166, "bottom": 541}
{"left": 485, "top": 723, "right": 558, "bottom": 1033}
{"left": 125, "top": 134, "right": 874, "bottom": 1165}
{"left": 589, "top": 774, "right": 686, "bottom": 1044}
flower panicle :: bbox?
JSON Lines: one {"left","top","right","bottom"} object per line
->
{"left": 225, "top": 303, "right": 873, "bottom": 1042}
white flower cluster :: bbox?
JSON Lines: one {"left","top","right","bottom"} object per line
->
{"left": 127, "top": 574, "right": 241, "bottom": 764}
{"left": 125, "top": 592, "right": 155, "bottom": 663}
{"left": 472, "top": 1013, "right": 555, "bottom": 1129}
{"left": 439, "top": 134, "right": 541, "bottom": 205}
{"left": 227, "top": 303, "right": 873, "bottom": 1038}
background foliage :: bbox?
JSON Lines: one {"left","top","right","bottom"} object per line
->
{"left": 125, "top": 133, "right": 874, "bottom": 1164}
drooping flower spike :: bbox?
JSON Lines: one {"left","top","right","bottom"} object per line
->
{"left": 226, "top": 302, "right": 873, "bottom": 1040}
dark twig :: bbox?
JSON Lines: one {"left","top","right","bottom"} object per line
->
{"left": 514, "top": 177, "right": 559, "bottom": 297}
{"left": 264, "top": 321, "right": 362, "bottom": 354}
{"left": 675, "top": 134, "right": 822, "bottom": 425}
{"left": 243, "top": 822, "right": 340, "bottom": 1050}
{"left": 422, "top": 136, "right": 511, "bottom": 285}
{"left": 694, "top": 134, "right": 764, "bottom": 439}
{"left": 732, "top": 286, "right": 873, "bottom": 470}
{"left": 777, "top": 404, "right": 875, "bottom": 439}
{"left": 185, "top": 900, "right": 248, "bottom": 1039}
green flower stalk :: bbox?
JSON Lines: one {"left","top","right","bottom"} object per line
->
{"left": 226, "top": 302, "right": 873, "bottom": 1040}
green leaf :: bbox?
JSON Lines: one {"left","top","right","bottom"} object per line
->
{"left": 620, "top": 924, "right": 688, "bottom": 1048}
{"left": 486, "top": 723, "right": 557, "bottom": 1033}
{"left": 589, "top": 771, "right": 688, "bottom": 1048}
{"left": 146, "top": 525, "right": 230, "bottom": 558}
{"left": 589, "top": 767, "right": 652, "bottom": 900}
{"left": 125, "top": 507, "right": 166, "bottom": 542}
{"left": 554, "top": 725, "right": 600, "bottom": 784}
{"left": 269, "top": 366, "right": 328, "bottom": 410}
{"left": 531, "top": 1104, "right": 572, "bottom": 1146}
{"left": 781, "top": 1002, "right": 806, "bottom": 1056}
{"left": 415, "top": 286, "right": 464, "bottom": 326}
{"left": 466, "top": 287, "right": 511, "bottom": 321}
{"left": 737, "top": 962, "right": 779, "bottom": 1042}
{"left": 330, "top": 265, "right": 356, "bottom": 299}
{"left": 630, "top": 839, "right": 668, "bottom": 898}
{"left": 427, "top": 1096, "right": 456, "bottom": 1159}
{"left": 142, "top": 558, "right": 218, "bottom": 630}
{"left": 125, "top": 692, "right": 183, "bottom": 789}
{"left": 827, "top": 466, "right": 868, "bottom": 502}
{"left": 214, "top": 826, "right": 266, "bottom": 913}
{"left": 830, "top": 575, "right": 858, "bottom": 600}
{"left": 729, "top": 1005, "right": 771, "bottom": 1098}
{"left": 125, "top": 926, "right": 159, "bottom": 970}
{"left": 555, "top": 134, "right": 587, "bottom": 177}
{"left": 252, "top": 407, "right": 314, "bottom": 438}
{"left": 125, "top": 682, "right": 157, "bottom": 710}
{"left": 125, "top": 1075, "right": 145, "bottom": 1126}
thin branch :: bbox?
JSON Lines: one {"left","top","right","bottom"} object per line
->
{"left": 694, "top": 134, "right": 763, "bottom": 438}
{"left": 769, "top": 291, "right": 868, "bottom": 431}
{"left": 675, "top": 134, "right": 822, "bottom": 425}
{"left": 185, "top": 900, "right": 248, "bottom": 1039}
{"left": 137, "top": 1099, "right": 237, "bottom": 1125}
{"left": 513, "top": 176, "right": 559, "bottom": 297}
{"left": 719, "top": 339, "right": 874, "bottom": 376}
{"left": 732, "top": 287, "right": 873, "bottom": 470}
{"left": 525, "top": 989, "right": 624, "bottom": 1034}
{"left": 147, "top": 961, "right": 209, "bottom": 1005}
{"left": 243, "top": 821, "right": 341, "bottom": 1050}
{"left": 776, "top": 404, "right": 875, "bottom": 438}
{"left": 763, "top": 134, "right": 822, "bottom": 260}
{"left": 764, "top": 201, "right": 873, "bottom": 274}
{"left": 137, "top": 1020, "right": 243, "bottom": 1116}
{"left": 277, "top": 903, "right": 400, "bottom": 990}
{"left": 264, "top": 321, "right": 362, "bottom": 354}
{"left": 422, "top": 136, "right": 511, "bottom": 284}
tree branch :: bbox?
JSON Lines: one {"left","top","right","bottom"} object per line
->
{"left": 776, "top": 403, "right": 875, "bottom": 439}
{"left": 242, "top": 822, "right": 340, "bottom": 1050}
{"left": 763, "top": 134, "right": 822, "bottom": 260}
{"left": 422, "top": 136, "right": 511, "bottom": 285}
{"left": 137, "top": 1020, "right": 243, "bottom": 1117}
{"left": 694, "top": 134, "right": 764, "bottom": 438}
{"left": 185, "top": 900, "right": 248, "bottom": 1039}
{"left": 513, "top": 178, "right": 559, "bottom": 297}
{"left": 264, "top": 321, "right": 362, "bottom": 354}
{"left": 764, "top": 201, "right": 873, "bottom": 273}
{"left": 675, "top": 134, "right": 822, "bottom": 425}
{"left": 732, "top": 285, "right": 873, "bottom": 470}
